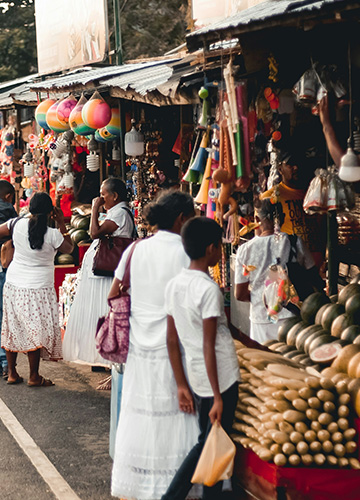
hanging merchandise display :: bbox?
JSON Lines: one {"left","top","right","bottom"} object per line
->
{"left": 46, "top": 101, "right": 71, "bottom": 133}
{"left": 105, "top": 108, "right": 121, "bottom": 136}
{"left": 69, "top": 94, "right": 96, "bottom": 136}
{"left": 35, "top": 99, "right": 56, "bottom": 130}
{"left": 86, "top": 135, "right": 100, "bottom": 172}
{"left": 82, "top": 91, "right": 112, "bottom": 130}
{"left": 124, "top": 119, "right": 144, "bottom": 157}
{"left": 56, "top": 95, "right": 78, "bottom": 126}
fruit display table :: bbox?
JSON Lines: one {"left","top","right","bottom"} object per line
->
{"left": 234, "top": 443, "right": 360, "bottom": 500}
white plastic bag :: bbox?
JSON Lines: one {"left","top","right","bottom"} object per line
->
{"left": 191, "top": 422, "right": 236, "bottom": 487}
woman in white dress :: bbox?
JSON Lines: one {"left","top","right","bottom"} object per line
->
{"left": 109, "top": 190, "right": 201, "bottom": 500}
{"left": 0, "top": 192, "right": 73, "bottom": 385}
{"left": 63, "top": 177, "right": 135, "bottom": 365}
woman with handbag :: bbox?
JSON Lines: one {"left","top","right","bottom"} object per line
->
{"left": 63, "top": 177, "right": 136, "bottom": 367}
{"left": 109, "top": 190, "right": 201, "bottom": 500}
{"left": 0, "top": 192, "right": 73, "bottom": 385}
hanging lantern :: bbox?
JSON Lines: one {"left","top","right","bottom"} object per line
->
{"left": 63, "top": 172, "right": 74, "bottom": 189}
{"left": 69, "top": 94, "right": 96, "bottom": 136}
{"left": 23, "top": 162, "right": 35, "bottom": 177}
{"left": 51, "top": 130, "right": 74, "bottom": 158}
{"left": 56, "top": 95, "right": 77, "bottom": 126}
{"left": 124, "top": 120, "right": 144, "bottom": 157}
{"left": 35, "top": 99, "right": 56, "bottom": 130}
{"left": 105, "top": 108, "right": 121, "bottom": 136}
{"left": 87, "top": 135, "right": 100, "bottom": 171}
{"left": 82, "top": 91, "right": 111, "bottom": 130}
{"left": 112, "top": 143, "right": 121, "bottom": 161}
{"left": 46, "top": 101, "right": 70, "bottom": 133}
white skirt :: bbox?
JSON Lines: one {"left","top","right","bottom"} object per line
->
{"left": 1, "top": 282, "right": 62, "bottom": 360}
{"left": 111, "top": 343, "right": 202, "bottom": 500}
{"left": 62, "top": 245, "right": 112, "bottom": 365}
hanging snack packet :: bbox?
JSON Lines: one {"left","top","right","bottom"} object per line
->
{"left": 263, "top": 260, "right": 292, "bottom": 322}
{"left": 303, "top": 169, "right": 328, "bottom": 214}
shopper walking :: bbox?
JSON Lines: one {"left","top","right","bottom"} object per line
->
{"left": 63, "top": 177, "right": 135, "bottom": 366}
{"left": 0, "top": 192, "right": 73, "bottom": 385}
{"left": 0, "top": 180, "right": 17, "bottom": 380}
{"left": 110, "top": 190, "right": 201, "bottom": 500}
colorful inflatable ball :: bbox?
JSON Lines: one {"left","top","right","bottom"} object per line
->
{"left": 69, "top": 94, "right": 96, "bottom": 136}
{"left": 46, "top": 101, "right": 70, "bottom": 133}
{"left": 82, "top": 91, "right": 111, "bottom": 130}
{"left": 35, "top": 99, "right": 56, "bottom": 130}
{"left": 105, "top": 108, "right": 121, "bottom": 136}
{"left": 98, "top": 127, "right": 116, "bottom": 142}
{"left": 56, "top": 95, "right": 77, "bottom": 126}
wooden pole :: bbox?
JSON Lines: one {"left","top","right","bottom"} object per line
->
{"left": 327, "top": 211, "right": 339, "bottom": 296}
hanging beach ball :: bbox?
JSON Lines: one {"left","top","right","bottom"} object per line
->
{"left": 105, "top": 108, "right": 121, "bottom": 136}
{"left": 46, "top": 101, "right": 70, "bottom": 133}
{"left": 69, "top": 94, "right": 96, "bottom": 136}
{"left": 56, "top": 95, "right": 77, "bottom": 126}
{"left": 94, "top": 129, "right": 107, "bottom": 143}
{"left": 98, "top": 127, "right": 116, "bottom": 142}
{"left": 35, "top": 99, "right": 56, "bottom": 130}
{"left": 82, "top": 91, "right": 111, "bottom": 130}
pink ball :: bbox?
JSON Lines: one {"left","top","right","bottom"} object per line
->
{"left": 82, "top": 99, "right": 111, "bottom": 129}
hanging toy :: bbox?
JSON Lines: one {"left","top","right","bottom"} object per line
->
{"left": 268, "top": 54, "right": 279, "bottom": 83}
{"left": 263, "top": 261, "right": 292, "bottom": 322}
{"left": 198, "top": 86, "right": 210, "bottom": 129}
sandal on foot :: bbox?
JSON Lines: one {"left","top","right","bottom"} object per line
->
{"left": 27, "top": 376, "right": 54, "bottom": 387}
{"left": 7, "top": 376, "right": 23, "bottom": 385}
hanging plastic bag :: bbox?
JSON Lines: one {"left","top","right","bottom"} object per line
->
{"left": 303, "top": 169, "right": 328, "bottom": 214}
{"left": 191, "top": 422, "right": 236, "bottom": 487}
{"left": 263, "top": 260, "right": 294, "bottom": 322}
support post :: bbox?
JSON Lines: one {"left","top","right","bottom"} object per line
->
{"left": 327, "top": 211, "right": 339, "bottom": 296}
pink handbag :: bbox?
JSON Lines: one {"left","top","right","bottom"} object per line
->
{"left": 95, "top": 240, "right": 139, "bottom": 363}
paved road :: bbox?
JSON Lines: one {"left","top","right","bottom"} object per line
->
{"left": 0, "top": 355, "right": 113, "bottom": 500}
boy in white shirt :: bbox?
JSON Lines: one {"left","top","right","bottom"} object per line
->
{"left": 161, "top": 217, "right": 240, "bottom": 500}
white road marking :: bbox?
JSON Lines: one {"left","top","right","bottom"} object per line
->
{"left": 0, "top": 398, "right": 81, "bottom": 500}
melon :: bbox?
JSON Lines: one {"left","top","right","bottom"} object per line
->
{"left": 330, "top": 294, "right": 338, "bottom": 303}
{"left": 278, "top": 317, "right": 301, "bottom": 343}
{"left": 332, "top": 344, "right": 360, "bottom": 373}
{"left": 347, "top": 352, "right": 360, "bottom": 378}
{"left": 292, "top": 353, "right": 310, "bottom": 363}
{"left": 310, "top": 343, "right": 342, "bottom": 364}
{"left": 75, "top": 216, "right": 90, "bottom": 230}
{"left": 71, "top": 229, "right": 89, "bottom": 244}
{"left": 287, "top": 321, "right": 307, "bottom": 346}
{"left": 315, "top": 304, "right": 332, "bottom": 325}
{"left": 309, "top": 335, "right": 336, "bottom": 355}
{"left": 331, "top": 314, "right": 353, "bottom": 338}
{"left": 70, "top": 214, "right": 82, "bottom": 227}
{"left": 268, "top": 342, "right": 286, "bottom": 351}
{"left": 350, "top": 274, "right": 360, "bottom": 285}
{"left": 353, "top": 336, "right": 360, "bottom": 345}
{"left": 263, "top": 339, "right": 278, "bottom": 347}
{"left": 295, "top": 325, "right": 324, "bottom": 352}
{"left": 331, "top": 338, "right": 350, "bottom": 348}
{"left": 298, "top": 356, "right": 314, "bottom": 367}
{"left": 345, "top": 294, "right": 360, "bottom": 324}
{"left": 341, "top": 325, "right": 360, "bottom": 343}
{"left": 321, "top": 304, "right": 345, "bottom": 332}
{"left": 283, "top": 349, "right": 302, "bottom": 359}
{"left": 57, "top": 253, "right": 74, "bottom": 265}
{"left": 276, "top": 344, "right": 297, "bottom": 355}
{"left": 304, "top": 329, "right": 328, "bottom": 355}
{"left": 338, "top": 284, "right": 360, "bottom": 305}
{"left": 301, "top": 293, "right": 330, "bottom": 325}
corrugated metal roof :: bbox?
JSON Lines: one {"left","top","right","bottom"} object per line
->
{"left": 30, "top": 60, "right": 179, "bottom": 92}
{"left": 186, "top": 0, "right": 360, "bottom": 49}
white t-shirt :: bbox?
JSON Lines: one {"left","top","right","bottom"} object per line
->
{"left": 6, "top": 217, "right": 64, "bottom": 289}
{"left": 235, "top": 233, "right": 314, "bottom": 324}
{"left": 115, "top": 230, "right": 190, "bottom": 350}
{"left": 165, "top": 268, "right": 240, "bottom": 398}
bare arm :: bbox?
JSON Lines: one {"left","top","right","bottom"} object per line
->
{"left": 89, "top": 197, "right": 118, "bottom": 239}
{"left": 167, "top": 315, "right": 194, "bottom": 414}
{"left": 108, "top": 277, "right": 122, "bottom": 300}
{"left": 52, "top": 207, "right": 74, "bottom": 254}
{"left": 319, "top": 95, "right": 344, "bottom": 168}
{"left": 235, "top": 282, "right": 250, "bottom": 301}
{"left": 203, "top": 317, "right": 223, "bottom": 424}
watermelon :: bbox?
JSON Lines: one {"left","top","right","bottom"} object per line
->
{"left": 287, "top": 321, "right": 307, "bottom": 346}
{"left": 321, "top": 304, "right": 345, "bottom": 332}
{"left": 341, "top": 325, "right": 360, "bottom": 343}
{"left": 310, "top": 342, "right": 342, "bottom": 364}
{"left": 330, "top": 294, "right": 338, "bottom": 303}
{"left": 304, "top": 329, "right": 328, "bottom": 354}
{"left": 278, "top": 317, "right": 301, "bottom": 343}
{"left": 295, "top": 324, "right": 324, "bottom": 352}
{"left": 338, "top": 284, "right": 360, "bottom": 305}
{"left": 315, "top": 304, "right": 332, "bottom": 325}
{"left": 70, "top": 214, "right": 82, "bottom": 227}
{"left": 283, "top": 349, "right": 300, "bottom": 359}
{"left": 351, "top": 274, "right": 360, "bottom": 285}
{"left": 331, "top": 314, "right": 353, "bottom": 338}
{"left": 276, "top": 344, "right": 297, "bottom": 355}
{"left": 75, "top": 216, "right": 90, "bottom": 230}
{"left": 268, "top": 342, "right": 286, "bottom": 351}
{"left": 309, "top": 334, "right": 336, "bottom": 355}
{"left": 301, "top": 293, "right": 330, "bottom": 324}
{"left": 57, "top": 253, "right": 74, "bottom": 265}
{"left": 345, "top": 294, "right": 360, "bottom": 324}
{"left": 71, "top": 229, "right": 89, "bottom": 244}
{"left": 263, "top": 339, "right": 278, "bottom": 347}
{"left": 298, "top": 356, "right": 314, "bottom": 366}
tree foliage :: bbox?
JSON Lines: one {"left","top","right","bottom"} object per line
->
{"left": 0, "top": 0, "right": 37, "bottom": 82}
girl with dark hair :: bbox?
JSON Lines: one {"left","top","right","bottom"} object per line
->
{"left": 0, "top": 192, "right": 73, "bottom": 385}
{"left": 109, "top": 190, "right": 201, "bottom": 500}
{"left": 63, "top": 177, "right": 136, "bottom": 367}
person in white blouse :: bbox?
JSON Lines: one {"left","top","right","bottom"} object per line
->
{"left": 63, "top": 177, "right": 135, "bottom": 366}
{"left": 0, "top": 192, "right": 73, "bottom": 386}
{"left": 109, "top": 190, "right": 202, "bottom": 500}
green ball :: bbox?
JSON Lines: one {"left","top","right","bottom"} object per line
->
{"left": 198, "top": 86, "right": 208, "bottom": 99}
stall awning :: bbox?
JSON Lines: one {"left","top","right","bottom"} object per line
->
{"left": 186, "top": 0, "right": 360, "bottom": 51}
